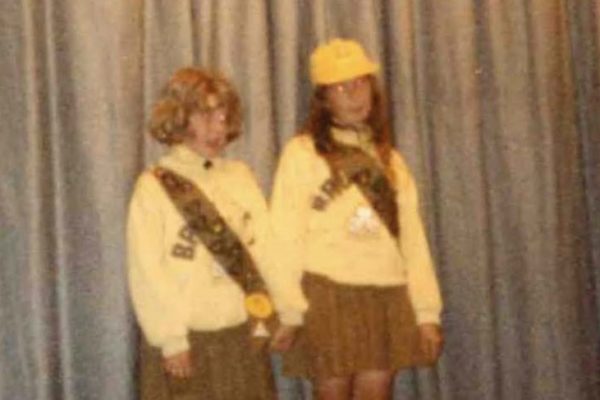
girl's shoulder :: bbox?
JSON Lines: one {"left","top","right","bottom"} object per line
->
{"left": 390, "top": 149, "right": 409, "bottom": 170}
{"left": 281, "top": 133, "right": 317, "bottom": 159}
{"left": 134, "top": 166, "right": 161, "bottom": 189}
{"left": 286, "top": 132, "right": 314, "bottom": 147}
{"left": 128, "top": 167, "right": 168, "bottom": 210}
{"left": 221, "top": 159, "right": 258, "bottom": 180}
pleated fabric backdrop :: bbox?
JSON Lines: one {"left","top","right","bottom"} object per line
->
{"left": 1, "top": 1, "right": 598, "bottom": 399}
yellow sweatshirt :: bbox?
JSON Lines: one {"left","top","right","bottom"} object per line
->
{"left": 269, "top": 129, "right": 443, "bottom": 325}
{"left": 127, "top": 145, "right": 293, "bottom": 357}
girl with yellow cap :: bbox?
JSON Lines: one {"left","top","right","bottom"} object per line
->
{"left": 269, "top": 39, "right": 444, "bottom": 399}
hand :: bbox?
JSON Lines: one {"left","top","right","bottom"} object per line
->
{"left": 418, "top": 323, "right": 443, "bottom": 363}
{"left": 270, "top": 325, "right": 298, "bottom": 352}
{"left": 163, "top": 350, "right": 193, "bottom": 378}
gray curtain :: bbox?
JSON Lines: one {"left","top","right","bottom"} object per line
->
{"left": 1, "top": 1, "right": 598, "bottom": 399}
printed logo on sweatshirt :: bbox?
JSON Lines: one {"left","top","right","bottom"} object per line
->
{"left": 171, "top": 225, "right": 197, "bottom": 260}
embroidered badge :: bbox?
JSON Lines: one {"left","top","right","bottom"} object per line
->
{"left": 348, "top": 206, "right": 379, "bottom": 236}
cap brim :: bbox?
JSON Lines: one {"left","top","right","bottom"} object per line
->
{"left": 312, "top": 61, "right": 380, "bottom": 85}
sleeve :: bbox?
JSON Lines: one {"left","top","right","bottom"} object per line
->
{"left": 393, "top": 153, "right": 443, "bottom": 325}
{"left": 266, "top": 139, "right": 311, "bottom": 325}
{"left": 127, "top": 172, "right": 190, "bottom": 356}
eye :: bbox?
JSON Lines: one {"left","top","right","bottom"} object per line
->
{"left": 330, "top": 83, "right": 348, "bottom": 94}
{"left": 213, "top": 109, "right": 227, "bottom": 122}
{"left": 334, "top": 84, "right": 345, "bottom": 92}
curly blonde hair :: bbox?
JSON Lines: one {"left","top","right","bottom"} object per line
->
{"left": 148, "top": 67, "right": 242, "bottom": 145}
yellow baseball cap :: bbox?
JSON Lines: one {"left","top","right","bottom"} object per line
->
{"left": 310, "top": 39, "right": 379, "bottom": 85}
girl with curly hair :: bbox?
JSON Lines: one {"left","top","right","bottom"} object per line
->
{"left": 127, "top": 67, "right": 283, "bottom": 400}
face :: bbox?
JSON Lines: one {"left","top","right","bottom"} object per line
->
{"left": 183, "top": 106, "right": 229, "bottom": 158}
{"left": 324, "top": 75, "right": 373, "bottom": 127}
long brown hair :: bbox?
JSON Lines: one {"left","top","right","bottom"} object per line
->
{"left": 300, "top": 75, "right": 394, "bottom": 170}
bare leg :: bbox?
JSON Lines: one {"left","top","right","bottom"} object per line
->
{"left": 314, "top": 376, "right": 352, "bottom": 400}
{"left": 353, "top": 370, "right": 394, "bottom": 400}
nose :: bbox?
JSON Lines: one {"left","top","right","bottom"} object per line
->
{"left": 208, "top": 110, "right": 228, "bottom": 132}
{"left": 347, "top": 81, "right": 364, "bottom": 92}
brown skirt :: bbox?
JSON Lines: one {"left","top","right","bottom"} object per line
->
{"left": 283, "top": 273, "right": 431, "bottom": 380}
{"left": 139, "top": 323, "right": 276, "bottom": 400}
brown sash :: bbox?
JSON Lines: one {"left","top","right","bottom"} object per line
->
{"left": 317, "top": 144, "right": 399, "bottom": 238}
{"left": 153, "top": 166, "right": 278, "bottom": 346}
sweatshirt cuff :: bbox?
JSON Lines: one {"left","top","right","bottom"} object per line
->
{"left": 278, "top": 310, "right": 304, "bottom": 326}
{"left": 161, "top": 336, "right": 190, "bottom": 357}
{"left": 415, "top": 310, "right": 441, "bottom": 325}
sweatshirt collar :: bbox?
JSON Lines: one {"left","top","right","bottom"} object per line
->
{"left": 163, "top": 144, "right": 222, "bottom": 173}
{"left": 331, "top": 125, "right": 374, "bottom": 149}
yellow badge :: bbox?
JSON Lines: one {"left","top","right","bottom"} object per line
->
{"left": 244, "top": 293, "right": 273, "bottom": 319}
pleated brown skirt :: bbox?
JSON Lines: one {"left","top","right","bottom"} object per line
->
{"left": 139, "top": 323, "right": 276, "bottom": 400}
{"left": 283, "top": 272, "right": 431, "bottom": 380}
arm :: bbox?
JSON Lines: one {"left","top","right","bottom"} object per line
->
{"left": 393, "top": 154, "right": 444, "bottom": 362}
{"left": 266, "top": 139, "right": 311, "bottom": 327}
{"left": 393, "top": 153, "right": 443, "bottom": 325}
{"left": 127, "top": 172, "right": 190, "bottom": 358}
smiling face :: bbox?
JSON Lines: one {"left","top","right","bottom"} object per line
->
{"left": 183, "top": 106, "right": 230, "bottom": 158}
{"left": 323, "top": 74, "right": 373, "bottom": 127}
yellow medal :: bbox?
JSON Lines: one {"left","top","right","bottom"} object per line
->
{"left": 244, "top": 293, "right": 274, "bottom": 319}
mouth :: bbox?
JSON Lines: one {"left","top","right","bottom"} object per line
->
{"left": 351, "top": 105, "right": 365, "bottom": 113}
{"left": 348, "top": 104, "right": 371, "bottom": 117}
{"left": 205, "top": 139, "right": 226, "bottom": 150}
